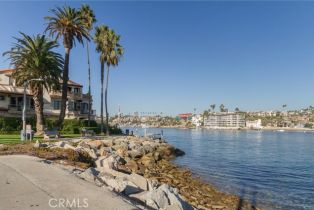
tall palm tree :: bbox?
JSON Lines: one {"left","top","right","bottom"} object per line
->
{"left": 94, "top": 25, "right": 124, "bottom": 135}
{"left": 79, "top": 4, "right": 96, "bottom": 126}
{"left": 210, "top": 104, "right": 216, "bottom": 112}
{"left": 45, "top": 6, "right": 90, "bottom": 128}
{"left": 3, "top": 33, "right": 63, "bottom": 134}
{"left": 220, "top": 104, "right": 225, "bottom": 112}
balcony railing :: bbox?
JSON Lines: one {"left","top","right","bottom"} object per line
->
{"left": 8, "top": 104, "right": 34, "bottom": 112}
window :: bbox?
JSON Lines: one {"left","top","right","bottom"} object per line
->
{"left": 10, "top": 97, "right": 16, "bottom": 106}
{"left": 74, "top": 88, "right": 80, "bottom": 94}
{"left": 0, "top": 95, "right": 4, "bottom": 101}
{"left": 52, "top": 100, "right": 61, "bottom": 110}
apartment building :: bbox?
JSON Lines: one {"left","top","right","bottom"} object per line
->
{"left": 0, "top": 69, "right": 95, "bottom": 119}
{"left": 204, "top": 112, "right": 245, "bottom": 128}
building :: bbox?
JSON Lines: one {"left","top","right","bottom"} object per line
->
{"left": 177, "top": 113, "right": 193, "bottom": 121}
{"left": 246, "top": 119, "right": 262, "bottom": 129}
{"left": 204, "top": 112, "right": 245, "bottom": 128}
{"left": 0, "top": 69, "right": 95, "bottom": 119}
{"left": 191, "top": 114, "right": 202, "bottom": 127}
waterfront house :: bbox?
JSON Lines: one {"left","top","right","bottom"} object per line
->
{"left": 246, "top": 119, "right": 262, "bottom": 129}
{"left": 0, "top": 69, "right": 95, "bottom": 119}
{"left": 204, "top": 112, "right": 245, "bottom": 128}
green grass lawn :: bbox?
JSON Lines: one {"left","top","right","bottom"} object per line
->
{"left": 0, "top": 134, "right": 81, "bottom": 145}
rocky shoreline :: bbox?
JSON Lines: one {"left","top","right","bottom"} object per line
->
{"left": 0, "top": 136, "right": 261, "bottom": 210}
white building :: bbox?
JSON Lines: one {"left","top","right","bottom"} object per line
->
{"left": 0, "top": 69, "right": 95, "bottom": 119}
{"left": 204, "top": 112, "right": 245, "bottom": 128}
{"left": 246, "top": 119, "right": 262, "bottom": 129}
{"left": 191, "top": 114, "right": 202, "bottom": 127}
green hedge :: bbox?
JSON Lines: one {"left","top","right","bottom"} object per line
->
{"left": 0, "top": 117, "right": 121, "bottom": 135}
{"left": 0, "top": 117, "right": 36, "bottom": 134}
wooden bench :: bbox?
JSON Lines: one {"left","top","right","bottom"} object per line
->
{"left": 44, "top": 129, "right": 60, "bottom": 140}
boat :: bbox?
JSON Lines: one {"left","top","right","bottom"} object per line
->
{"left": 277, "top": 129, "right": 285, "bottom": 132}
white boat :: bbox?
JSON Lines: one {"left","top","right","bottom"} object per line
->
{"left": 277, "top": 129, "right": 285, "bottom": 132}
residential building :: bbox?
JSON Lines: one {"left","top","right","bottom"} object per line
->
{"left": 246, "top": 119, "right": 262, "bottom": 129}
{"left": 0, "top": 69, "right": 95, "bottom": 119}
{"left": 191, "top": 114, "right": 202, "bottom": 127}
{"left": 177, "top": 113, "right": 193, "bottom": 121}
{"left": 204, "top": 112, "right": 245, "bottom": 128}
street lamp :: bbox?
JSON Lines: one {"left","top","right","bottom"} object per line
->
{"left": 21, "top": 78, "right": 43, "bottom": 141}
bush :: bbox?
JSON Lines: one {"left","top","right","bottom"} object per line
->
{"left": 0, "top": 117, "right": 36, "bottom": 134}
{"left": 0, "top": 117, "right": 122, "bottom": 135}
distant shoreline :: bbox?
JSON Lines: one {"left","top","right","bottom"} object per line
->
{"left": 126, "top": 125, "right": 314, "bottom": 132}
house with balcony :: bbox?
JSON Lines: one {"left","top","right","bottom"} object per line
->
{"left": 0, "top": 69, "right": 96, "bottom": 119}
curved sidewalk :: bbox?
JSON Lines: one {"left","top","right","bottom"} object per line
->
{"left": 0, "top": 155, "right": 138, "bottom": 210}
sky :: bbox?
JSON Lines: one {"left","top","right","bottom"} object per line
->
{"left": 1, "top": 1, "right": 314, "bottom": 116}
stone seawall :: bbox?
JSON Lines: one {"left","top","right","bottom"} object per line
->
{"left": 1, "top": 135, "right": 260, "bottom": 210}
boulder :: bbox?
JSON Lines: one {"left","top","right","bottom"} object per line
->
{"left": 33, "top": 140, "right": 42, "bottom": 148}
{"left": 95, "top": 155, "right": 126, "bottom": 176}
{"left": 129, "top": 186, "right": 169, "bottom": 209}
{"left": 128, "top": 150, "right": 143, "bottom": 159}
{"left": 116, "top": 147, "right": 127, "bottom": 157}
{"left": 87, "top": 140, "right": 103, "bottom": 149}
{"left": 103, "top": 139, "right": 114, "bottom": 147}
{"left": 148, "top": 179, "right": 159, "bottom": 191}
{"left": 125, "top": 160, "right": 139, "bottom": 173}
{"left": 99, "top": 147, "right": 111, "bottom": 157}
{"left": 104, "top": 176, "right": 141, "bottom": 195}
{"left": 128, "top": 173, "right": 148, "bottom": 191}
{"left": 143, "top": 144, "right": 155, "bottom": 154}
{"left": 140, "top": 155, "right": 156, "bottom": 166}
{"left": 64, "top": 144, "right": 76, "bottom": 150}
{"left": 78, "top": 167, "right": 99, "bottom": 182}
{"left": 54, "top": 141, "right": 66, "bottom": 148}
{"left": 130, "top": 184, "right": 194, "bottom": 210}
{"left": 83, "top": 147, "right": 97, "bottom": 159}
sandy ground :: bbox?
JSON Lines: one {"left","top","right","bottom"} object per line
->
{"left": 0, "top": 155, "right": 139, "bottom": 210}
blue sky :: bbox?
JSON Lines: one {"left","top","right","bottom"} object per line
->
{"left": 1, "top": 1, "right": 314, "bottom": 116}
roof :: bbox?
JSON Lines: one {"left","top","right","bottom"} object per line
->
{"left": 0, "top": 84, "right": 32, "bottom": 96}
{"left": 68, "top": 80, "right": 82, "bottom": 87}
{"left": 0, "top": 69, "right": 14, "bottom": 74}
{"left": 0, "top": 69, "right": 83, "bottom": 87}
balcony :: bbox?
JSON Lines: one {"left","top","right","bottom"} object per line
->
{"left": 8, "top": 104, "right": 34, "bottom": 114}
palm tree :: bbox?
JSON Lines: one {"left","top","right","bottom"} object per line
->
{"left": 79, "top": 4, "right": 96, "bottom": 126}
{"left": 3, "top": 33, "right": 63, "bottom": 134}
{"left": 94, "top": 25, "right": 124, "bottom": 135}
{"left": 235, "top": 107, "right": 240, "bottom": 112}
{"left": 220, "top": 104, "right": 225, "bottom": 112}
{"left": 45, "top": 6, "right": 90, "bottom": 128}
{"left": 210, "top": 104, "right": 216, "bottom": 112}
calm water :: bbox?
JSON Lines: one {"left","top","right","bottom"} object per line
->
{"left": 125, "top": 127, "right": 314, "bottom": 210}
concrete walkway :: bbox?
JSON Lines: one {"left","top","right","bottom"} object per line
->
{"left": 0, "top": 155, "right": 138, "bottom": 210}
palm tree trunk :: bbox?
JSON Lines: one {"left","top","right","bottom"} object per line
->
{"left": 105, "top": 64, "right": 110, "bottom": 136}
{"left": 87, "top": 41, "right": 91, "bottom": 126}
{"left": 100, "top": 61, "right": 104, "bottom": 134}
{"left": 33, "top": 87, "right": 44, "bottom": 135}
{"left": 57, "top": 47, "right": 70, "bottom": 129}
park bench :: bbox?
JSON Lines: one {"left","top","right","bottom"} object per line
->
{"left": 80, "top": 128, "right": 95, "bottom": 137}
{"left": 43, "top": 129, "right": 60, "bottom": 140}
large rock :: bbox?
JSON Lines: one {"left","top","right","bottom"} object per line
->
{"left": 87, "top": 140, "right": 103, "bottom": 149}
{"left": 33, "top": 140, "right": 42, "bottom": 148}
{"left": 77, "top": 167, "right": 99, "bottom": 182}
{"left": 99, "top": 147, "right": 111, "bottom": 157}
{"left": 103, "top": 176, "right": 141, "bottom": 195}
{"left": 140, "top": 154, "right": 156, "bottom": 166}
{"left": 95, "top": 155, "right": 126, "bottom": 176}
{"left": 82, "top": 147, "right": 97, "bottom": 159}
{"left": 127, "top": 150, "right": 143, "bottom": 159}
{"left": 130, "top": 184, "right": 194, "bottom": 210}
{"left": 54, "top": 141, "right": 66, "bottom": 148}
{"left": 125, "top": 160, "right": 139, "bottom": 173}
{"left": 128, "top": 173, "right": 148, "bottom": 191}
{"left": 64, "top": 144, "right": 76, "bottom": 150}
